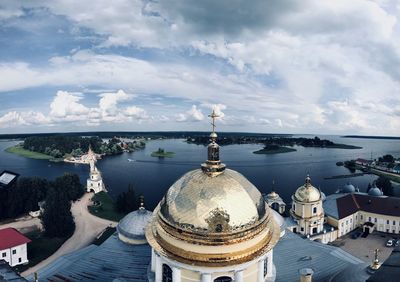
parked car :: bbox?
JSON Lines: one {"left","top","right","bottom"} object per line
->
{"left": 351, "top": 231, "right": 362, "bottom": 239}
{"left": 386, "top": 239, "right": 394, "bottom": 247}
{"left": 395, "top": 239, "right": 400, "bottom": 247}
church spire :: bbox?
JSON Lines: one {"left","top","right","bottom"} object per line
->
{"left": 201, "top": 109, "right": 226, "bottom": 177}
{"left": 138, "top": 195, "right": 145, "bottom": 211}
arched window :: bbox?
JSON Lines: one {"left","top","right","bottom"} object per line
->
{"left": 264, "top": 258, "right": 268, "bottom": 276}
{"left": 214, "top": 276, "right": 232, "bottom": 282}
{"left": 162, "top": 264, "right": 172, "bottom": 282}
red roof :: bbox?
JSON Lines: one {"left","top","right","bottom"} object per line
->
{"left": 0, "top": 228, "right": 31, "bottom": 250}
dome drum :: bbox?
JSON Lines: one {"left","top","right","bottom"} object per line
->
{"left": 146, "top": 205, "right": 279, "bottom": 267}
{"left": 156, "top": 206, "right": 274, "bottom": 246}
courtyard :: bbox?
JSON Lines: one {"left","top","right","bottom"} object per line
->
{"left": 331, "top": 229, "right": 397, "bottom": 263}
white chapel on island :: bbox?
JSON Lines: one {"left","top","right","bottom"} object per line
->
{"left": 86, "top": 147, "right": 105, "bottom": 194}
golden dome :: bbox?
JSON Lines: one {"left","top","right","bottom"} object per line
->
{"left": 146, "top": 168, "right": 279, "bottom": 266}
{"left": 160, "top": 169, "right": 266, "bottom": 232}
{"left": 293, "top": 175, "right": 321, "bottom": 203}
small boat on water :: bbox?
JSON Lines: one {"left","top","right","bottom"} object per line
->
{"left": 127, "top": 159, "right": 135, "bottom": 162}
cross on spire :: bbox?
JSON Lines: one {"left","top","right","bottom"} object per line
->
{"left": 208, "top": 109, "right": 220, "bottom": 133}
{"left": 374, "top": 248, "right": 380, "bottom": 261}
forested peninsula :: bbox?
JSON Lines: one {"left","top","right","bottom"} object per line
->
{"left": 6, "top": 136, "right": 145, "bottom": 161}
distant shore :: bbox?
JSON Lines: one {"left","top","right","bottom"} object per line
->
{"left": 343, "top": 135, "right": 400, "bottom": 140}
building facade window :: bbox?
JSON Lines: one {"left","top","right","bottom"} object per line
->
{"left": 387, "top": 220, "right": 390, "bottom": 224}
{"left": 369, "top": 217, "right": 371, "bottom": 222}
{"left": 162, "top": 264, "right": 173, "bottom": 282}
{"left": 12, "top": 250, "right": 16, "bottom": 255}
{"left": 264, "top": 258, "right": 268, "bottom": 276}
{"left": 313, "top": 207, "right": 317, "bottom": 214}
{"left": 2, "top": 252, "right": 5, "bottom": 258}
{"left": 374, "top": 218, "right": 377, "bottom": 223}
{"left": 394, "top": 221, "right": 396, "bottom": 225}
{"left": 214, "top": 277, "right": 232, "bottom": 282}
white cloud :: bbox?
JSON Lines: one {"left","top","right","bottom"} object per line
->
{"left": 202, "top": 103, "right": 227, "bottom": 119}
{"left": 50, "top": 91, "right": 89, "bottom": 119}
{"left": 99, "top": 90, "right": 132, "bottom": 116}
{"left": 0, "top": 111, "right": 28, "bottom": 127}
{"left": 176, "top": 105, "right": 204, "bottom": 122}
{"left": 124, "top": 106, "right": 147, "bottom": 119}
{"left": 0, "top": 111, "right": 51, "bottom": 128}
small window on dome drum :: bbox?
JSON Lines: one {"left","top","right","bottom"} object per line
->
{"left": 214, "top": 276, "right": 232, "bottom": 282}
{"left": 162, "top": 264, "right": 173, "bottom": 282}
{"left": 215, "top": 224, "right": 223, "bottom": 232}
{"left": 264, "top": 258, "right": 268, "bottom": 276}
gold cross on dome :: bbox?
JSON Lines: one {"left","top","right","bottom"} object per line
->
{"left": 209, "top": 109, "right": 220, "bottom": 133}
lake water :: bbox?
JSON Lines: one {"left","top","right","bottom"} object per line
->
{"left": 1, "top": 135, "right": 399, "bottom": 210}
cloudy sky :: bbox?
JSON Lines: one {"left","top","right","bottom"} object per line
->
{"left": 0, "top": 0, "right": 400, "bottom": 135}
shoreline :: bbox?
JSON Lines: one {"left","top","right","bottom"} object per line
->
{"left": 5, "top": 145, "right": 54, "bottom": 160}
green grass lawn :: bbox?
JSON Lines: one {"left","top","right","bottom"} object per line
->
{"left": 88, "top": 192, "right": 124, "bottom": 222}
{"left": 5, "top": 145, "right": 53, "bottom": 160}
{"left": 13, "top": 230, "right": 68, "bottom": 273}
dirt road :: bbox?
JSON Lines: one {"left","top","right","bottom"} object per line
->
{"left": 22, "top": 193, "right": 117, "bottom": 276}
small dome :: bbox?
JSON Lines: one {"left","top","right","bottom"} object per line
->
{"left": 368, "top": 186, "right": 383, "bottom": 197}
{"left": 294, "top": 175, "right": 321, "bottom": 203}
{"left": 117, "top": 208, "right": 152, "bottom": 244}
{"left": 343, "top": 183, "right": 356, "bottom": 193}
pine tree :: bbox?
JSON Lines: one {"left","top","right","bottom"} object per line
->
{"left": 53, "top": 173, "right": 84, "bottom": 202}
{"left": 41, "top": 185, "right": 75, "bottom": 238}
{"left": 114, "top": 184, "right": 138, "bottom": 214}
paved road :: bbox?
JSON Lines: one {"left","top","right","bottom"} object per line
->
{"left": 22, "top": 193, "right": 117, "bottom": 277}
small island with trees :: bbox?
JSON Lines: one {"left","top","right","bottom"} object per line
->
{"left": 151, "top": 148, "right": 175, "bottom": 158}
{"left": 253, "top": 144, "right": 296, "bottom": 154}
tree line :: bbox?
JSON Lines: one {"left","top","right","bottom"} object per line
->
{"left": 23, "top": 136, "right": 104, "bottom": 158}
{"left": 0, "top": 173, "right": 84, "bottom": 237}
{"left": 22, "top": 136, "right": 145, "bottom": 158}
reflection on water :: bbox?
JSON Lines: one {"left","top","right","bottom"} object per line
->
{"left": 0, "top": 135, "right": 399, "bottom": 210}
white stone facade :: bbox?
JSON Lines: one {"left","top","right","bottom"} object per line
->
{"left": 0, "top": 244, "right": 29, "bottom": 267}
{"left": 150, "top": 249, "right": 274, "bottom": 282}
{"left": 86, "top": 159, "right": 105, "bottom": 193}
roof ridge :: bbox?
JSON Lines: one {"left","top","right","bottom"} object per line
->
{"left": 351, "top": 193, "right": 360, "bottom": 210}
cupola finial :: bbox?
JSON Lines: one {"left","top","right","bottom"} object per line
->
{"left": 201, "top": 109, "right": 226, "bottom": 177}
{"left": 139, "top": 195, "right": 145, "bottom": 211}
